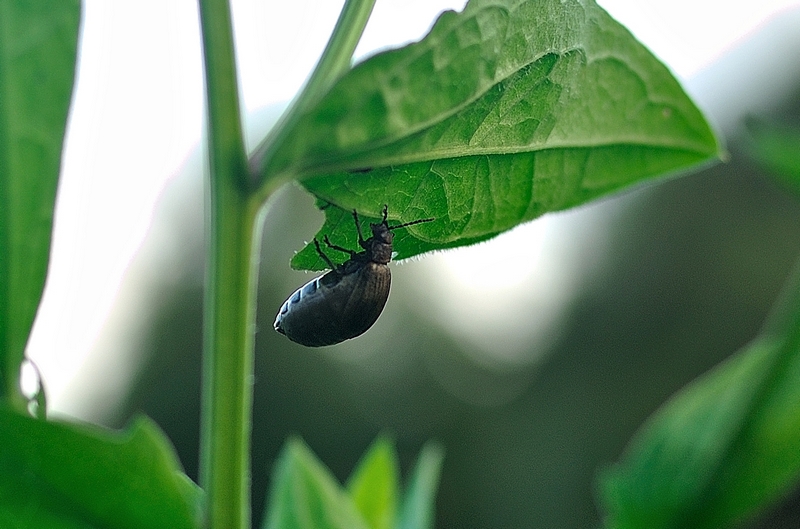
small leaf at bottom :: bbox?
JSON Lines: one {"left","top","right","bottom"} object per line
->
{"left": 346, "top": 436, "right": 400, "bottom": 529}
{"left": 263, "top": 437, "right": 370, "bottom": 529}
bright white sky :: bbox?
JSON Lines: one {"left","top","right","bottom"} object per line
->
{"left": 25, "top": 0, "right": 800, "bottom": 416}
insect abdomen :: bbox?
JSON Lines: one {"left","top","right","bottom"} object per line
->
{"left": 274, "top": 263, "right": 391, "bottom": 347}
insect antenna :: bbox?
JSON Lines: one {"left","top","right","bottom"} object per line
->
{"left": 388, "top": 216, "right": 435, "bottom": 231}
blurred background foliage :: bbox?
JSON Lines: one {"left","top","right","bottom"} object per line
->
{"left": 109, "top": 119, "right": 800, "bottom": 528}
{"left": 69, "top": 12, "right": 800, "bottom": 529}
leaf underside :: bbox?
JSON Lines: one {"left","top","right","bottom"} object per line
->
{"left": 265, "top": 0, "right": 720, "bottom": 271}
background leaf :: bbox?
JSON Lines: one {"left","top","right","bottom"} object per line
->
{"left": 745, "top": 118, "right": 800, "bottom": 197}
{"left": 0, "top": 0, "right": 81, "bottom": 403}
{"left": 276, "top": 0, "right": 720, "bottom": 270}
{"left": 397, "top": 442, "right": 444, "bottom": 529}
{"left": 346, "top": 436, "right": 399, "bottom": 529}
{"left": 263, "top": 437, "right": 371, "bottom": 529}
{"left": 600, "top": 262, "right": 800, "bottom": 529}
{"left": 0, "top": 408, "right": 203, "bottom": 529}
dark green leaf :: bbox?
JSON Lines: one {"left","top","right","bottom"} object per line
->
{"left": 0, "top": 0, "right": 81, "bottom": 403}
{"left": 745, "top": 118, "right": 800, "bottom": 197}
{"left": 263, "top": 437, "right": 370, "bottom": 529}
{"left": 397, "top": 442, "right": 444, "bottom": 529}
{"left": 600, "top": 263, "right": 800, "bottom": 529}
{"left": 0, "top": 408, "right": 204, "bottom": 529}
{"left": 346, "top": 436, "right": 399, "bottom": 529}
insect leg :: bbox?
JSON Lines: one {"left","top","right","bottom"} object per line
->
{"left": 313, "top": 238, "right": 339, "bottom": 270}
{"left": 323, "top": 235, "right": 357, "bottom": 258}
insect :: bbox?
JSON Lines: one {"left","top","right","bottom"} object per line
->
{"left": 274, "top": 205, "right": 433, "bottom": 347}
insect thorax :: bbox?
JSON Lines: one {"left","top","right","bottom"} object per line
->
{"left": 367, "top": 223, "right": 394, "bottom": 264}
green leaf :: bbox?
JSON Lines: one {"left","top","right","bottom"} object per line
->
{"left": 600, "top": 263, "right": 800, "bottom": 529}
{"left": 292, "top": 199, "right": 476, "bottom": 271}
{"left": 346, "top": 436, "right": 399, "bottom": 529}
{"left": 0, "top": 0, "right": 81, "bottom": 404}
{"left": 292, "top": 143, "right": 705, "bottom": 270}
{"left": 397, "top": 442, "right": 445, "bottom": 529}
{"left": 745, "top": 118, "right": 800, "bottom": 197}
{"left": 265, "top": 0, "right": 719, "bottom": 270}
{"left": 266, "top": 0, "right": 717, "bottom": 177}
{"left": 263, "top": 437, "right": 371, "bottom": 529}
{"left": 0, "top": 408, "right": 204, "bottom": 529}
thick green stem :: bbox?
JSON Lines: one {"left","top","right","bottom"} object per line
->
{"left": 196, "top": 0, "right": 375, "bottom": 526}
{"left": 197, "top": 0, "right": 257, "bottom": 528}
{"left": 201, "top": 190, "right": 262, "bottom": 529}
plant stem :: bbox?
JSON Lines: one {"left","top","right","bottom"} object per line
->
{"left": 249, "top": 0, "right": 376, "bottom": 191}
{"left": 197, "top": 0, "right": 258, "bottom": 528}
{"left": 196, "top": 1, "right": 375, "bottom": 526}
{"left": 201, "top": 190, "right": 262, "bottom": 529}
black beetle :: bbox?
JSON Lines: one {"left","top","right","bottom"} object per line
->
{"left": 274, "top": 205, "right": 433, "bottom": 347}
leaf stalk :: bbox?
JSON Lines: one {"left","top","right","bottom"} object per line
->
{"left": 249, "top": 0, "right": 376, "bottom": 194}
